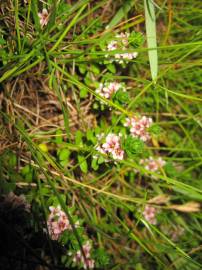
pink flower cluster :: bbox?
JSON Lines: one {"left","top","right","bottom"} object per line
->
{"left": 140, "top": 157, "right": 165, "bottom": 172}
{"left": 38, "top": 8, "right": 49, "bottom": 27}
{"left": 143, "top": 205, "right": 158, "bottom": 225}
{"left": 95, "top": 82, "right": 125, "bottom": 100}
{"left": 47, "top": 206, "right": 73, "bottom": 240}
{"left": 106, "top": 32, "right": 138, "bottom": 63}
{"left": 96, "top": 133, "right": 124, "bottom": 160}
{"left": 124, "top": 116, "right": 153, "bottom": 141}
{"left": 72, "top": 241, "right": 95, "bottom": 269}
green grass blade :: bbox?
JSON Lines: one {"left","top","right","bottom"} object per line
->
{"left": 14, "top": 0, "right": 21, "bottom": 52}
{"left": 108, "top": 0, "right": 135, "bottom": 28}
{"left": 31, "top": 0, "right": 41, "bottom": 33}
{"left": 144, "top": 0, "right": 158, "bottom": 82}
{"left": 46, "top": 0, "right": 57, "bottom": 33}
{"left": 48, "top": 3, "right": 87, "bottom": 54}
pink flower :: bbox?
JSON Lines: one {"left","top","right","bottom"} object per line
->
{"left": 116, "top": 32, "right": 130, "bottom": 46}
{"left": 111, "top": 148, "right": 124, "bottom": 160}
{"left": 96, "top": 133, "right": 124, "bottom": 161}
{"left": 143, "top": 205, "right": 158, "bottom": 225}
{"left": 73, "top": 241, "right": 95, "bottom": 269}
{"left": 95, "top": 82, "right": 124, "bottom": 100}
{"left": 102, "top": 133, "right": 120, "bottom": 153}
{"left": 105, "top": 32, "right": 138, "bottom": 63}
{"left": 47, "top": 205, "right": 73, "bottom": 240}
{"left": 38, "top": 8, "right": 49, "bottom": 27}
{"left": 125, "top": 116, "right": 153, "bottom": 141}
{"left": 139, "top": 116, "right": 153, "bottom": 128}
{"left": 140, "top": 157, "right": 165, "bottom": 172}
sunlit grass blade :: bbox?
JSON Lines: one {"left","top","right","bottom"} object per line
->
{"left": 144, "top": 0, "right": 158, "bottom": 82}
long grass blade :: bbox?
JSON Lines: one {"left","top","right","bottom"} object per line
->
{"left": 144, "top": 0, "right": 158, "bottom": 82}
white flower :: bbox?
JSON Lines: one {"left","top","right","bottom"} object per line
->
{"left": 107, "top": 40, "right": 118, "bottom": 51}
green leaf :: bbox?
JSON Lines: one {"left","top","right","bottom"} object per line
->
{"left": 90, "top": 64, "right": 100, "bottom": 75}
{"left": 91, "top": 158, "right": 99, "bottom": 171}
{"left": 78, "top": 155, "right": 88, "bottom": 173}
{"left": 8, "top": 152, "right": 17, "bottom": 168}
{"left": 106, "top": 63, "right": 116, "bottom": 74}
{"left": 40, "top": 187, "right": 50, "bottom": 196}
{"left": 58, "top": 148, "right": 70, "bottom": 167}
{"left": 144, "top": 0, "right": 158, "bottom": 82}
{"left": 78, "top": 64, "right": 87, "bottom": 74}
{"left": 21, "top": 165, "right": 30, "bottom": 175}
{"left": 84, "top": 72, "right": 93, "bottom": 86}
{"left": 55, "top": 129, "right": 63, "bottom": 144}
{"left": 59, "top": 148, "right": 70, "bottom": 161}
{"left": 0, "top": 37, "right": 6, "bottom": 45}
{"left": 86, "top": 129, "right": 96, "bottom": 143}
{"left": 21, "top": 165, "right": 33, "bottom": 182}
{"left": 75, "top": 130, "right": 83, "bottom": 146}
{"left": 97, "top": 156, "right": 105, "bottom": 164}
{"left": 80, "top": 87, "right": 88, "bottom": 98}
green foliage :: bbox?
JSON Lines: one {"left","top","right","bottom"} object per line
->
{"left": 113, "top": 89, "right": 130, "bottom": 105}
{"left": 128, "top": 31, "right": 145, "bottom": 48}
{"left": 78, "top": 155, "right": 88, "bottom": 173}
{"left": 123, "top": 136, "right": 144, "bottom": 157}
{"left": 21, "top": 165, "right": 35, "bottom": 182}
{"left": 91, "top": 157, "right": 99, "bottom": 171}
{"left": 92, "top": 247, "right": 110, "bottom": 268}
{"left": 58, "top": 148, "right": 70, "bottom": 167}
{"left": 75, "top": 130, "right": 83, "bottom": 146}
{"left": 149, "top": 123, "right": 162, "bottom": 136}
